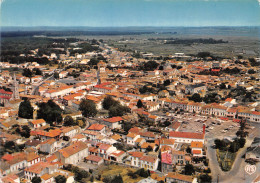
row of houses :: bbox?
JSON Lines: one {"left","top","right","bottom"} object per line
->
{"left": 161, "top": 99, "right": 260, "bottom": 123}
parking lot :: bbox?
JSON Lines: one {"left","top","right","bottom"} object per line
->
{"left": 165, "top": 113, "right": 242, "bottom": 140}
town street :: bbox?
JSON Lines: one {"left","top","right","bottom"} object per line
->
{"left": 206, "top": 127, "right": 259, "bottom": 183}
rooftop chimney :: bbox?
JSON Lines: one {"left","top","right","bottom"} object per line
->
{"left": 203, "top": 122, "right": 206, "bottom": 134}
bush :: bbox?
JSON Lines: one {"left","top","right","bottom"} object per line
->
{"left": 135, "top": 168, "right": 149, "bottom": 178}
{"left": 238, "top": 138, "right": 246, "bottom": 148}
{"left": 214, "top": 139, "right": 227, "bottom": 150}
{"left": 203, "top": 168, "right": 211, "bottom": 173}
{"left": 184, "top": 164, "right": 195, "bottom": 175}
{"left": 199, "top": 173, "right": 212, "bottom": 183}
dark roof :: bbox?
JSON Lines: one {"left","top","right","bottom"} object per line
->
{"left": 25, "top": 139, "right": 42, "bottom": 146}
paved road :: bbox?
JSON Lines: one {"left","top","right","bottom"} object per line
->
{"left": 206, "top": 127, "right": 259, "bottom": 183}
{"left": 31, "top": 59, "right": 80, "bottom": 95}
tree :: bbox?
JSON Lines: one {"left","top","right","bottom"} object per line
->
{"left": 135, "top": 168, "right": 149, "bottom": 178}
{"left": 137, "top": 99, "right": 144, "bottom": 108}
{"left": 63, "top": 115, "right": 75, "bottom": 126}
{"left": 219, "top": 83, "right": 226, "bottom": 89}
{"left": 142, "top": 61, "right": 159, "bottom": 71}
{"left": 249, "top": 58, "right": 259, "bottom": 67}
{"left": 22, "top": 68, "right": 33, "bottom": 78}
{"left": 248, "top": 69, "right": 255, "bottom": 74}
{"left": 33, "top": 68, "right": 42, "bottom": 75}
{"left": 189, "top": 93, "right": 202, "bottom": 102}
{"left": 90, "top": 176, "right": 94, "bottom": 182}
{"left": 177, "top": 66, "right": 183, "bottom": 70}
{"left": 111, "top": 175, "right": 123, "bottom": 183}
{"left": 197, "top": 52, "right": 211, "bottom": 58}
{"left": 238, "top": 138, "right": 246, "bottom": 148}
{"left": 184, "top": 164, "right": 195, "bottom": 175}
{"left": 146, "top": 145, "right": 153, "bottom": 152}
{"left": 4, "top": 141, "right": 16, "bottom": 150}
{"left": 55, "top": 175, "right": 67, "bottom": 183}
{"left": 236, "top": 119, "right": 248, "bottom": 138}
{"left": 102, "top": 96, "right": 119, "bottom": 110}
{"left": 237, "top": 55, "right": 243, "bottom": 59}
{"left": 214, "top": 139, "right": 226, "bottom": 150}
{"left": 186, "top": 146, "right": 191, "bottom": 154}
{"left": 199, "top": 173, "right": 212, "bottom": 183}
{"left": 203, "top": 93, "right": 221, "bottom": 104}
{"left": 123, "top": 122, "right": 133, "bottom": 132}
{"left": 229, "top": 141, "right": 239, "bottom": 153}
{"left": 79, "top": 99, "right": 97, "bottom": 118}
{"left": 18, "top": 98, "right": 33, "bottom": 119}
{"left": 171, "top": 64, "right": 177, "bottom": 69}
{"left": 37, "top": 100, "right": 63, "bottom": 125}
{"left": 54, "top": 72, "right": 60, "bottom": 79}
{"left": 163, "top": 79, "right": 171, "bottom": 86}
{"left": 21, "top": 125, "right": 31, "bottom": 138}
{"left": 88, "top": 57, "right": 99, "bottom": 66}
{"left": 31, "top": 176, "right": 41, "bottom": 183}
{"left": 109, "top": 104, "right": 130, "bottom": 117}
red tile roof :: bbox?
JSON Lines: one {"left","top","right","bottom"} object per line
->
{"left": 129, "top": 151, "right": 144, "bottom": 158}
{"left": 169, "top": 131, "right": 204, "bottom": 140}
{"left": 31, "top": 119, "right": 46, "bottom": 125}
{"left": 103, "top": 116, "right": 123, "bottom": 123}
{"left": 99, "top": 143, "right": 111, "bottom": 150}
{"left": 0, "top": 89, "right": 12, "bottom": 95}
{"left": 191, "top": 141, "right": 203, "bottom": 148}
{"left": 140, "top": 131, "right": 155, "bottom": 138}
{"left": 58, "top": 141, "right": 88, "bottom": 158}
{"left": 192, "top": 150, "right": 202, "bottom": 154}
{"left": 1, "top": 154, "right": 13, "bottom": 161}
{"left": 85, "top": 155, "right": 103, "bottom": 162}
{"left": 167, "top": 172, "right": 194, "bottom": 183}
{"left": 129, "top": 127, "right": 142, "bottom": 133}
{"left": 87, "top": 124, "right": 106, "bottom": 131}
{"left": 140, "top": 155, "right": 157, "bottom": 163}
{"left": 25, "top": 162, "right": 50, "bottom": 174}
{"left": 169, "top": 122, "right": 181, "bottom": 130}
{"left": 111, "top": 150, "right": 125, "bottom": 157}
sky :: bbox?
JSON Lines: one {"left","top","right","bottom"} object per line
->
{"left": 1, "top": 0, "right": 260, "bottom": 27}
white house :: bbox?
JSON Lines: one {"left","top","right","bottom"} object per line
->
{"left": 98, "top": 143, "right": 117, "bottom": 159}
{"left": 126, "top": 133, "right": 140, "bottom": 145}
{"left": 190, "top": 141, "right": 204, "bottom": 157}
{"left": 102, "top": 117, "right": 123, "bottom": 129}
{"left": 139, "top": 155, "right": 159, "bottom": 171}
{"left": 40, "top": 139, "right": 58, "bottom": 154}
{"left": 29, "top": 119, "right": 47, "bottom": 129}
{"left": 129, "top": 151, "right": 144, "bottom": 168}
{"left": 169, "top": 131, "right": 205, "bottom": 144}
{"left": 55, "top": 141, "right": 88, "bottom": 164}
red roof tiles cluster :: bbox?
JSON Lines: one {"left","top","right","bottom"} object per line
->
{"left": 103, "top": 116, "right": 123, "bottom": 123}
{"left": 169, "top": 131, "right": 204, "bottom": 140}
{"left": 87, "top": 124, "right": 106, "bottom": 131}
{"left": 85, "top": 155, "right": 103, "bottom": 162}
{"left": 58, "top": 141, "right": 88, "bottom": 158}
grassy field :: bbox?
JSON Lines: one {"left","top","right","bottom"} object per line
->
{"left": 216, "top": 149, "right": 237, "bottom": 172}
{"left": 97, "top": 164, "right": 143, "bottom": 183}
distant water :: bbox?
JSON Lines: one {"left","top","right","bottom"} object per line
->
{"left": 1, "top": 26, "right": 260, "bottom": 38}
